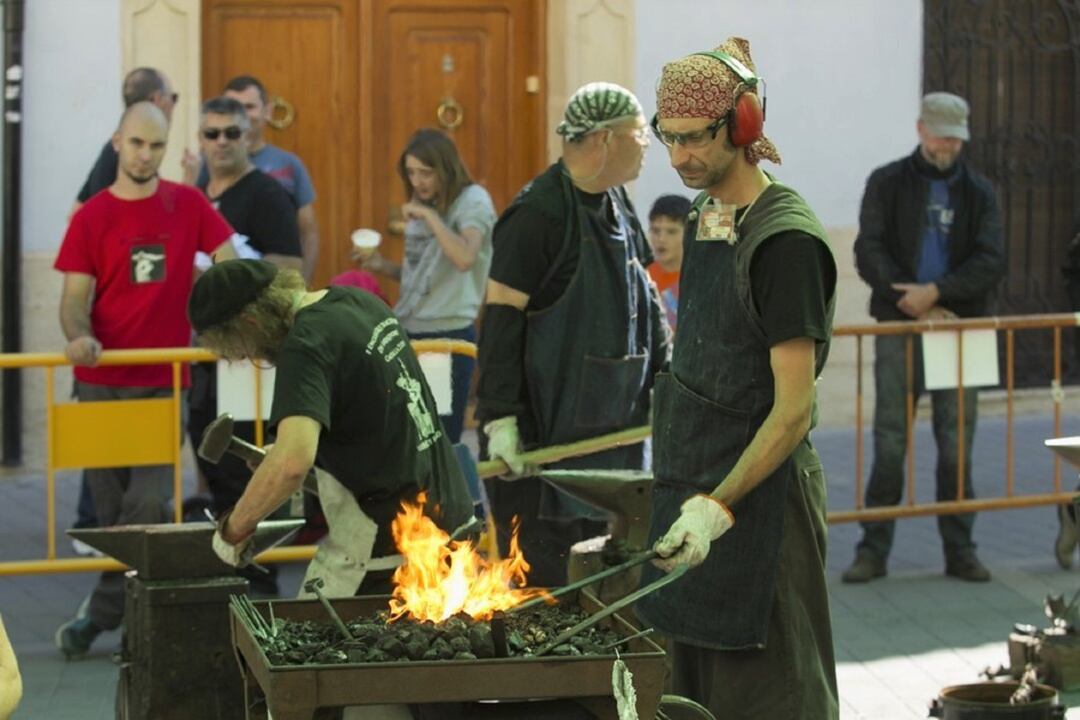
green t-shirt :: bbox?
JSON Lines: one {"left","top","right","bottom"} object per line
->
{"left": 270, "top": 286, "right": 471, "bottom": 537}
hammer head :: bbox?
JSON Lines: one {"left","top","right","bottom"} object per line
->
{"left": 303, "top": 577, "right": 326, "bottom": 595}
{"left": 198, "top": 413, "right": 236, "bottom": 464}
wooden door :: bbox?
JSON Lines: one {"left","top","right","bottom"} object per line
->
{"left": 360, "top": 0, "right": 545, "bottom": 302}
{"left": 202, "top": 0, "right": 545, "bottom": 294}
{"left": 924, "top": 0, "right": 1080, "bottom": 385}
{"left": 202, "top": 0, "right": 359, "bottom": 288}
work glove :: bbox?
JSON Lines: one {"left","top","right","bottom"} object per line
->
{"left": 211, "top": 511, "right": 255, "bottom": 568}
{"left": 653, "top": 494, "right": 734, "bottom": 572}
{"left": 483, "top": 416, "right": 535, "bottom": 479}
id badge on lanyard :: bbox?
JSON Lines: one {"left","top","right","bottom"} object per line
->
{"left": 696, "top": 200, "right": 739, "bottom": 245}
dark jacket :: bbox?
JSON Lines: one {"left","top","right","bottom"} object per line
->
{"left": 854, "top": 148, "right": 1004, "bottom": 321}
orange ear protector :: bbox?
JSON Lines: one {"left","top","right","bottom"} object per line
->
{"left": 693, "top": 51, "right": 766, "bottom": 147}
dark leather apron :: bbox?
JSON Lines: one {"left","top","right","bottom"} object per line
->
{"left": 636, "top": 182, "right": 835, "bottom": 649}
{"left": 523, "top": 170, "right": 659, "bottom": 520}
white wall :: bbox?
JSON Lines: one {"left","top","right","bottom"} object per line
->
{"left": 22, "top": 0, "right": 121, "bottom": 252}
{"left": 633, "top": 0, "right": 923, "bottom": 228}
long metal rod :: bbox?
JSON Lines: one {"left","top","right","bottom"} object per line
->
{"left": 1, "top": 0, "right": 25, "bottom": 466}
{"left": 534, "top": 564, "right": 689, "bottom": 656}
{"left": 509, "top": 550, "right": 657, "bottom": 615}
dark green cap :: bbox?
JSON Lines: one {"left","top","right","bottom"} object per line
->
{"left": 188, "top": 259, "right": 277, "bottom": 333}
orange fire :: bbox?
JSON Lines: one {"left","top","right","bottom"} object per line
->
{"left": 388, "top": 495, "right": 549, "bottom": 623}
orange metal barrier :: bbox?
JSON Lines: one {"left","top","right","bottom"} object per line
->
{"left": 830, "top": 312, "right": 1080, "bottom": 523}
{"left": 0, "top": 340, "right": 477, "bottom": 576}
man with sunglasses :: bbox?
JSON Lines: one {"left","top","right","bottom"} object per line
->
{"left": 476, "top": 82, "right": 669, "bottom": 588}
{"left": 636, "top": 38, "right": 838, "bottom": 718}
{"left": 54, "top": 102, "right": 238, "bottom": 658}
{"left": 188, "top": 96, "right": 302, "bottom": 596}
{"left": 189, "top": 75, "right": 320, "bottom": 284}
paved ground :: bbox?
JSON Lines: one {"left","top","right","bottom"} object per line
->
{"left": 2, "top": 413, "right": 1079, "bottom": 718}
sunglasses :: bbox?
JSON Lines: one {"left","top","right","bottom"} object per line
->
{"left": 201, "top": 126, "right": 244, "bottom": 141}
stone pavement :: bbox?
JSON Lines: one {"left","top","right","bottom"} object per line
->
{"left": 1, "top": 413, "right": 1079, "bottom": 718}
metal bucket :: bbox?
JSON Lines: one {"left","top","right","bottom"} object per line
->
{"left": 928, "top": 682, "right": 1064, "bottom": 719}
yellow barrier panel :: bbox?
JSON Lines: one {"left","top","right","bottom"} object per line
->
{"left": 53, "top": 399, "right": 178, "bottom": 469}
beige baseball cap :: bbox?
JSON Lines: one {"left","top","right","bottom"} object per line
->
{"left": 920, "top": 92, "right": 970, "bottom": 141}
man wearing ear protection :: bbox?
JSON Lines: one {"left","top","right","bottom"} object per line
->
{"left": 636, "top": 38, "right": 839, "bottom": 718}
{"left": 476, "top": 82, "right": 670, "bottom": 587}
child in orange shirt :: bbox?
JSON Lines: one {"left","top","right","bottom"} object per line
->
{"left": 646, "top": 194, "right": 691, "bottom": 333}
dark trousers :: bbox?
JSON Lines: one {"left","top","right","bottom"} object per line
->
{"left": 485, "top": 476, "right": 607, "bottom": 588}
{"left": 857, "top": 334, "right": 979, "bottom": 561}
{"left": 667, "top": 447, "right": 838, "bottom": 719}
{"left": 76, "top": 381, "right": 176, "bottom": 630}
{"left": 407, "top": 325, "right": 476, "bottom": 444}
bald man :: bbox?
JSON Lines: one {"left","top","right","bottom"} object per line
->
{"left": 54, "top": 102, "right": 238, "bottom": 659}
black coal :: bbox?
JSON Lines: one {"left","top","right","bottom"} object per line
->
{"left": 255, "top": 605, "right": 623, "bottom": 666}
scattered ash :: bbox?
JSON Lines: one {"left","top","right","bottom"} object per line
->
{"left": 255, "top": 605, "right": 622, "bottom": 666}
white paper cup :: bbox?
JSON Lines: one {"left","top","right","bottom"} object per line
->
{"left": 351, "top": 228, "right": 382, "bottom": 249}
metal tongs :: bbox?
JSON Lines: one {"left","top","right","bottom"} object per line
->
{"left": 506, "top": 549, "right": 689, "bottom": 656}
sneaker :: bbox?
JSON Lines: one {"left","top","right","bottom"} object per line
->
{"left": 56, "top": 616, "right": 104, "bottom": 659}
{"left": 1055, "top": 503, "right": 1078, "bottom": 570}
{"left": 945, "top": 554, "right": 991, "bottom": 582}
{"left": 841, "top": 550, "right": 886, "bottom": 583}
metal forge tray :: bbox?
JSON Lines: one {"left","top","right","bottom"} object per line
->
{"left": 232, "top": 591, "right": 666, "bottom": 719}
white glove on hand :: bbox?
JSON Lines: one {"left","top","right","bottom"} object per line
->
{"left": 484, "top": 416, "right": 534, "bottom": 479}
{"left": 653, "top": 494, "right": 734, "bottom": 572}
{"left": 211, "top": 514, "right": 254, "bottom": 568}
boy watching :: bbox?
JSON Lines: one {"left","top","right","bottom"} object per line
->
{"left": 646, "top": 194, "right": 691, "bottom": 332}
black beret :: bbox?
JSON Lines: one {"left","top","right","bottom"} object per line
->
{"left": 188, "top": 259, "right": 277, "bottom": 334}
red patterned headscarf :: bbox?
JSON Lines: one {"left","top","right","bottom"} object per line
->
{"left": 656, "top": 37, "right": 781, "bottom": 165}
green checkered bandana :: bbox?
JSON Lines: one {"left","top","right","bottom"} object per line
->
{"left": 557, "top": 82, "right": 643, "bottom": 141}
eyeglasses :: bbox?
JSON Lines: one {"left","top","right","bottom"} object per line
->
{"left": 201, "top": 126, "right": 244, "bottom": 141}
{"left": 650, "top": 114, "right": 727, "bottom": 149}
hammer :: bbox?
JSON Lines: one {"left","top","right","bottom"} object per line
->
{"left": 198, "top": 413, "right": 319, "bottom": 495}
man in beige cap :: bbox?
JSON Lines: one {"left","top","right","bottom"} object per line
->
{"left": 846, "top": 92, "right": 1003, "bottom": 584}
{"left": 636, "top": 37, "right": 838, "bottom": 718}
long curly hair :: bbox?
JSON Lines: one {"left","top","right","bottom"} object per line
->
{"left": 195, "top": 268, "right": 306, "bottom": 364}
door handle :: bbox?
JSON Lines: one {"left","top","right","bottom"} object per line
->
{"left": 267, "top": 95, "right": 295, "bottom": 130}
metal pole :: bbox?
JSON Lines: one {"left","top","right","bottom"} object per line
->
{"left": 1, "top": 0, "right": 25, "bottom": 466}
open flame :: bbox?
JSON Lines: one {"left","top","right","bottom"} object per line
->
{"left": 388, "top": 495, "right": 549, "bottom": 623}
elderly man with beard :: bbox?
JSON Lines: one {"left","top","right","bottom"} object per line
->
{"left": 476, "top": 82, "right": 669, "bottom": 587}
{"left": 635, "top": 38, "right": 838, "bottom": 718}
{"left": 844, "top": 92, "right": 1004, "bottom": 584}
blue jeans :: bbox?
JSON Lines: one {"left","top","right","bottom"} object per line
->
{"left": 857, "top": 334, "right": 979, "bottom": 561}
{"left": 407, "top": 325, "right": 475, "bottom": 444}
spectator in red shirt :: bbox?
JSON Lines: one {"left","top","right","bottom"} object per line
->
{"left": 53, "top": 102, "right": 238, "bottom": 658}
{"left": 646, "top": 193, "right": 691, "bottom": 333}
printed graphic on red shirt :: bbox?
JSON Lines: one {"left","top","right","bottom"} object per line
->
{"left": 130, "top": 243, "right": 166, "bottom": 284}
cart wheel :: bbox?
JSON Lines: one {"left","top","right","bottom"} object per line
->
{"left": 656, "top": 694, "right": 716, "bottom": 720}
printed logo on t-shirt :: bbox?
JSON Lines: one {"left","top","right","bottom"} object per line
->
{"left": 365, "top": 318, "right": 442, "bottom": 451}
{"left": 396, "top": 359, "right": 441, "bottom": 451}
{"left": 130, "top": 244, "right": 166, "bottom": 284}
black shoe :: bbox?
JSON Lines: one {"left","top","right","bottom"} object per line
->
{"left": 842, "top": 550, "right": 886, "bottom": 583}
{"left": 55, "top": 616, "right": 104, "bottom": 659}
{"left": 945, "top": 554, "right": 991, "bottom": 582}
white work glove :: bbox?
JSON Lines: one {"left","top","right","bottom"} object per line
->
{"left": 653, "top": 494, "right": 735, "bottom": 572}
{"left": 483, "top": 416, "right": 535, "bottom": 479}
{"left": 211, "top": 512, "right": 255, "bottom": 568}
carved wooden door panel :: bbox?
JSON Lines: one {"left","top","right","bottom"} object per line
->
{"left": 924, "top": 0, "right": 1080, "bottom": 384}
{"left": 203, "top": 0, "right": 545, "bottom": 298}
{"left": 362, "top": 0, "right": 546, "bottom": 302}
{"left": 203, "top": 0, "right": 359, "bottom": 288}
